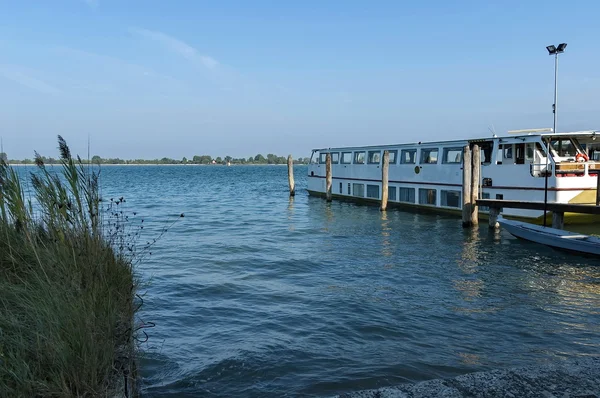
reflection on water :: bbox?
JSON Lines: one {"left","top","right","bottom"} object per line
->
{"left": 458, "top": 226, "right": 481, "bottom": 273}
{"left": 458, "top": 352, "right": 482, "bottom": 366}
{"left": 380, "top": 211, "right": 393, "bottom": 262}
{"left": 287, "top": 196, "right": 295, "bottom": 231}
{"left": 453, "top": 279, "right": 484, "bottom": 300}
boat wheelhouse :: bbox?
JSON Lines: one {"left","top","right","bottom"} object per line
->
{"left": 307, "top": 130, "right": 600, "bottom": 223}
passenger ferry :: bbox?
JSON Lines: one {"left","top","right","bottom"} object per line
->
{"left": 307, "top": 129, "right": 600, "bottom": 223}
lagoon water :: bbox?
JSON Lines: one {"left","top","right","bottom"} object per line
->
{"left": 94, "top": 165, "right": 600, "bottom": 397}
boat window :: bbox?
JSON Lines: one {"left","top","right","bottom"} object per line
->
{"left": 341, "top": 152, "right": 352, "bottom": 164}
{"left": 550, "top": 138, "right": 576, "bottom": 157}
{"left": 420, "top": 148, "right": 439, "bottom": 164}
{"left": 480, "top": 192, "right": 490, "bottom": 212}
{"left": 418, "top": 188, "right": 437, "bottom": 205}
{"left": 442, "top": 147, "right": 463, "bottom": 164}
{"left": 352, "top": 183, "right": 364, "bottom": 197}
{"left": 347, "top": 183, "right": 351, "bottom": 194}
{"left": 354, "top": 151, "right": 366, "bottom": 164}
{"left": 339, "top": 182, "right": 342, "bottom": 194}
{"left": 536, "top": 143, "right": 547, "bottom": 157}
{"left": 388, "top": 150, "right": 398, "bottom": 164}
{"left": 319, "top": 152, "right": 340, "bottom": 164}
{"left": 368, "top": 151, "right": 381, "bottom": 164}
{"left": 389, "top": 186, "right": 397, "bottom": 201}
{"left": 503, "top": 145, "right": 513, "bottom": 159}
{"left": 400, "top": 149, "right": 417, "bottom": 164}
{"left": 441, "top": 190, "right": 460, "bottom": 208}
{"left": 398, "top": 187, "right": 415, "bottom": 203}
{"left": 515, "top": 143, "right": 525, "bottom": 164}
{"left": 479, "top": 141, "right": 494, "bottom": 164}
{"left": 526, "top": 143, "right": 535, "bottom": 160}
{"left": 590, "top": 144, "right": 600, "bottom": 161}
{"left": 366, "top": 185, "right": 379, "bottom": 199}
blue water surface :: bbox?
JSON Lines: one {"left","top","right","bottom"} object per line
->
{"left": 90, "top": 165, "right": 600, "bottom": 397}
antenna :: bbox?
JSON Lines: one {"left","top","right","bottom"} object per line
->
{"left": 488, "top": 124, "right": 497, "bottom": 138}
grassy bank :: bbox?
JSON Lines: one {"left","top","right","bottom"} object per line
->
{"left": 0, "top": 137, "right": 138, "bottom": 397}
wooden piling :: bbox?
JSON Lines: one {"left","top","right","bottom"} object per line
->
{"left": 380, "top": 150, "right": 389, "bottom": 211}
{"left": 552, "top": 212, "right": 565, "bottom": 230}
{"left": 287, "top": 155, "right": 295, "bottom": 196}
{"left": 326, "top": 153, "right": 332, "bottom": 202}
{"left": 489, "top": 207, "right": 500, "bottom": 229}
{"left": 471, "top": 144, "right": 480, "bottom": 225}
{"left": 462, "top": 145, "right": 472, "bottom": 227}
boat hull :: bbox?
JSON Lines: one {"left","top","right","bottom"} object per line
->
{"left": 307, "top": 189, "right": 600, "bottom": 225}
{"left": 307, "top": 189, "right": 464, "bottom": 216}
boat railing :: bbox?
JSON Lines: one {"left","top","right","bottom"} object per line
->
{"left": 554, "top": 161, "right": 600, "bottom": 177}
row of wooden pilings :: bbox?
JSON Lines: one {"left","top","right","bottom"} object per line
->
{"left": 286, "top": 147, "right": 495, "bottom": 226}
{"left": 287, "top": 152, "right": 393, "bottom": 210}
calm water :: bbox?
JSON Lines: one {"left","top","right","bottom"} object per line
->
{"left": 94, "top": 165, "right": 600, "bottom": 397}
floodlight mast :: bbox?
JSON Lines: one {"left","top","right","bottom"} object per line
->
{"left": 543, "top": 43, "right": 567, "bottom": 227}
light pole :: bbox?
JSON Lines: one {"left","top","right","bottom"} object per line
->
{"left": 543, "top": 43, "right": 567, "bottom": 227}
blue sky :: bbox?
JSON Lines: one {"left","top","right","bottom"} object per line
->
{"left": 1, "top": 0, "right": 599, "bottom": 159}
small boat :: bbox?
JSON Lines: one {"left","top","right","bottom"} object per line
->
{"left": 498, "top": 216, "right": 600, "bottom": 255}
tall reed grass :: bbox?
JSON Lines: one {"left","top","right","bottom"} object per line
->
{"left": 0, "top": 136, "right": 162, "bottom": 397}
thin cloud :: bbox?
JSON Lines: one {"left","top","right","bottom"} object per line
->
{"left": 130, "top": 27, "right": 218, "bottom": 69}
{"left": 54, "top": 46, "right": 180, "bottom": 80}
{"left": 83, "top": 0, "right": 98, "bottom": 9}
{"left": 0, "top": 66, "right": 61, "bottom": 94}
{"left": 50, "top": 46, "right": 188, "bottom": 94}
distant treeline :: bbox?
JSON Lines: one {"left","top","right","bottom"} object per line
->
{"left": 0, "top": 152, "right": 311, "bottom": 165}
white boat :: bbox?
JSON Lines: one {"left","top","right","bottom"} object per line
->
{"left": 307, "top": 130, "right": 600, "bottom": 223}
{"left": 498, "top": 216, "right": 600, "bottom": 255}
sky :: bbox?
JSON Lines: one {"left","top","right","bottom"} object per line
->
{"left": 1, "top": 0, "right": 600, "bottom": 160}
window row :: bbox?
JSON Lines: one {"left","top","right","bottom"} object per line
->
{"left": 320, "top": 147, "right": 464, "bottom": 165}
{"left": 337, "top": 182, "right": 462, "bottom": 208}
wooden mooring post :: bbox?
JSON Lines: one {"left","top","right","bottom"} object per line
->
{"left": 380, "top": 150, "right": 389, "bottom": 211}
{"left": 326, "top": 153, "right": 332, "bottom": 202}
{"left": 287, "top": 155, "right": 295, "bottom": 197}
{"left": 462, "top": 145, "right": 472, "bottom": 227}
{"left": 471, "top": 144, "right": 480, "bottom": 225}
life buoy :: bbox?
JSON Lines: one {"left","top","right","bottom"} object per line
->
{"left": 576, "top": 153, "right": 589, "bottom": 162}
